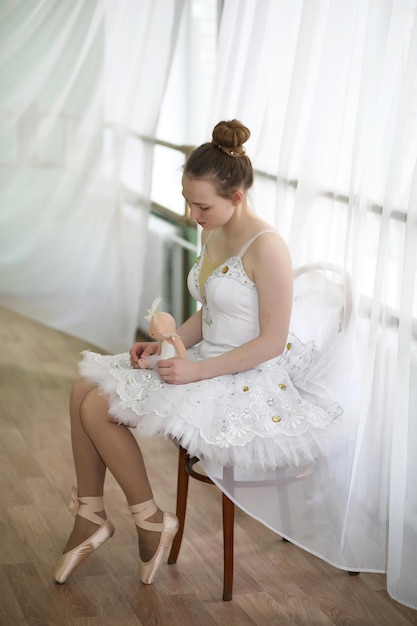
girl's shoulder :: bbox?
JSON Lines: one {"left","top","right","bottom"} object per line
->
{"left": 240, "top": 226, "right": 292, "bottom": 282}
{"left": 243, "top": 225, "right": 286, "bottom": 255}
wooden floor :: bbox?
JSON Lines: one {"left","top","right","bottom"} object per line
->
{"left": 1, "top": 306, "right": 416, "bottom": 626}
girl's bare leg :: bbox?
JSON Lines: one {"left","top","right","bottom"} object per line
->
{"left": 63, "top": 379, "right": 162, "bottom": 562}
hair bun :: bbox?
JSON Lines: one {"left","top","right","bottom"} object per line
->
{"left": 212, "top": 120, "right": 250, "bottom": 157}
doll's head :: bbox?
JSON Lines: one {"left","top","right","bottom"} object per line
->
{"left": 148, "top": 310, "right": 176, "bottom": 341}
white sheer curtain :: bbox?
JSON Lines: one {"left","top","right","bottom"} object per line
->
{"left": 2, "top": 0, "right": 416, "bottom": 609}
{"left": 202, "top": 0, "right": 417, "bottom": 610}
{"left": 0, "top": 0, "right": 185, "bottom": 352}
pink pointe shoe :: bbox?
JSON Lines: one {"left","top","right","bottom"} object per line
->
{"left": 54, "top": 488, "right": 115, "bottom": 584}
{"left": 129, "top": 499, "right": 179, "bottom": 585}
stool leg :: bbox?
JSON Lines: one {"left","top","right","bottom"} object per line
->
{"left": 168, "top": 446, "right": 189, "bottom": 564}
{"left": 222, "top": 493, "right": 234, "bottom": 601}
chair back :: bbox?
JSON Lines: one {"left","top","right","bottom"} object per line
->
{"left": 291, "top": 262, "right": 352, "bottom": 350}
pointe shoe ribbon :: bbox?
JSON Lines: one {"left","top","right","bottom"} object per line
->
{"left": 69, "top": 486, "right": 80, "bottom": 510}
{"left": 67, "top": 486, "right": 110, "bottom": 525}
{"left": 122, "top": 503, "right": 135, "bottom": 519}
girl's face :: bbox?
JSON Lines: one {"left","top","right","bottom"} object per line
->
{"left": 182, "top": 176, "right": 235, "bottom": 230}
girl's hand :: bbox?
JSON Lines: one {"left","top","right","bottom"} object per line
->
{"left": 157, "top": 357, "right": 202, "bottom": 385}
{"left": 129, "top": 341, "right": 158, "bottom": 368}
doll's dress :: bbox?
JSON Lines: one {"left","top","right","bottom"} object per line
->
{"left": 158, "top": 340, "right": 177, "bottom": 359}
{"left": 139, "top": 339, "right": 177, "bottom": 369}
{"left": 79, "top": 230, "right": 344, "bottom": 471}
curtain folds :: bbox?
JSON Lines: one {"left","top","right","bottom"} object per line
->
{"left": 202, "top": 0, "right": 417, "bottom": 610}
{"left": 0, "top": 0, "right": 185, "bottom": 352}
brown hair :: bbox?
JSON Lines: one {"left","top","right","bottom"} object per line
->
{"left": 184, "top": 119, "right": 253, "bottom": 199}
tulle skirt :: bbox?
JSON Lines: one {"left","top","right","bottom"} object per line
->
{"left": 79, "top": 332, "right": 346, "bottom": 471}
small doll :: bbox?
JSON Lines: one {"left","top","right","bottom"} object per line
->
{"left": 138, "top": 297, "right": 187, "bottom": 369}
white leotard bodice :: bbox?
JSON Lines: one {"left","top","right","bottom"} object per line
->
{"left": 187, "top": 230, "right": 276, "bottom": 358}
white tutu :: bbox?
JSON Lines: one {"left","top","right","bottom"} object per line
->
{"left": 79, "top": 331, "right": 343, "bottom": 470}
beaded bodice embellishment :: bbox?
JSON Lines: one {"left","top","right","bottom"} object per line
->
{"left": 191, "top": 248, "right": 257, "bottom": 328}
